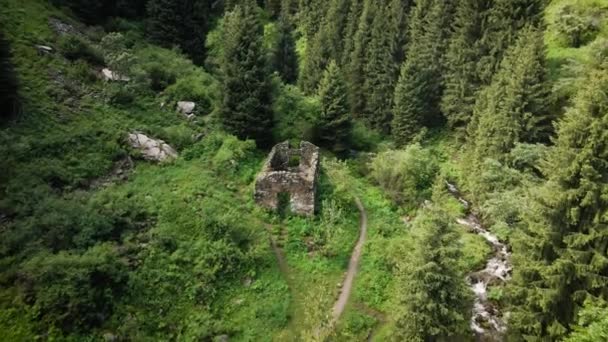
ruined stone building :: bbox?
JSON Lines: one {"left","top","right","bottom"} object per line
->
{"left": 254, "top": 141, "right": 320, "bottom": 216}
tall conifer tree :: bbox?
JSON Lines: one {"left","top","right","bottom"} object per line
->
{"left": 509, "top": 69, "right": 608, "bottom": 340}
{"left": 391, "top": 0, "right": 454, "bottom": 145}
{"left": 467, "top": 28, "right": 550, "bottom": 164}
{"left": 219, "top": 2, "right": 273, "bottom": 146}
{"left": 298, "top": 0, "right": 349, "bottom": 94}
{"left": 0, "top": 32, "right": 19, "bottom": 121}
{"left": 273, "top": 18, "right": 298, "bottom": 84}
{"left": 146, "top": 0, "right": 211, "bottom": 65}
{"left": 316, "top": 61, "right": 351, "bottom": 153}
{"left": 394, "top": 207, "right": 470, "bottom": 341}
{"left": 340, "top": 0, "right": 364, "bottom": 66}
{"left": 441, "top": 0, "right": 490, "bottom": 134}
{"left": 347, "top": 0, "right": 374, "bottom": 117}
{"left": 362, "top": 2, "right": 398, "bottom": 132}
{"left": 477, "top": 0, "right": 546, "bottom": 84}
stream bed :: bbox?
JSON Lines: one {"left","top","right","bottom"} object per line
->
{"left": 446, "top": 182, "right": 512, "bottom": 341}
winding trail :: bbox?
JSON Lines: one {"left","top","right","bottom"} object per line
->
{"left": 331, "top": 197, "right": 368, "bottom": 325}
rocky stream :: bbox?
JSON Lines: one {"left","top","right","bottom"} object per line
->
{"left": 446, "top": 182, "right": 512, "bottom": 341}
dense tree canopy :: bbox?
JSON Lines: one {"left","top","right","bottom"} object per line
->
{"left": 0, "top": 32, "right": 18, "bottom": 121}
{"left": 510, "top": 68, "right": 608, "bottom": 340}
{"left": 316, "top": 61, "right": 351, "bottom": 152}
{"left": 2, "top": 0, "right": 608, "bottom": 340}
{"left": 394, "top": 207, "right": 470, "bottom": 341}
{"left": 219, "top": 2, "right": 274, "bottom": 147}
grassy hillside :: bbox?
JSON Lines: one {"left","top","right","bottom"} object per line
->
{"left": 2, "top": 0, "right": 606, "bottom": 340}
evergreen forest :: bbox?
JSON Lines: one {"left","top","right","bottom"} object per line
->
{"left": 1, "top": 0, "right": 608, "bottom": 340}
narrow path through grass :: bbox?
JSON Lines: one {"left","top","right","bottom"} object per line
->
{"left": 331, "top": 197, "right": 368, "bottom": 325}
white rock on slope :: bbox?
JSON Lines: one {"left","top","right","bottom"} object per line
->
{"left": 102, "top": 68, "right": 130, "bottom": 82}
{"left": 127, "top": 133, "right": 177, "bottom": 162}
{"left": 177, "top": 101, "right": 196, "bottom": 116}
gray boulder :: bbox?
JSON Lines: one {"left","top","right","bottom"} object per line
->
{"left": 102, "top": 68, "right": 130, "bottom": 82}
{"left": 177, "top": 101, "right": 196, "bottom": 119}
{"left": 127, "top": 133, "right": 177, "bottom": 162}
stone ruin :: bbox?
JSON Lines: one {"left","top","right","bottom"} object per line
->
{"left": 254, "top": 141, "right": 320, "bottom": 216}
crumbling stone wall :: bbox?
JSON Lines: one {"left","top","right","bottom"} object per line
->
{"left": 254, "top": 141, "right": 320, "bottom": 216}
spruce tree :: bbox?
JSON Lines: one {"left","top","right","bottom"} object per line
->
{"left": 362, "top": 2, "right": 398, "bottom": 133}
{"left": 509, "top": 69, "right": 608, "bottom": 340}
{"left": 347, "top": 0, "right": 374, "bottom": 117}
{"left": 316, "top": 61, "right": 351, "bottom": 153}
{"left": 393, "top": 206, "right": 470, "bottom": 341}
{"left": 340, "top": 0, "right": 364, "bottom": 66}
{"left": 477, "top": 0, "right": 546, "bottom": 84}
{"left": 297, "top": 0, "right": 329, "bottom": 38}
{"left": 440, "top": 0, "right": 490, "bottom": 134}
{"left": 0, "top": 32, "right": 19, "bottom": 121}
{"left": 273, "top": 18, "right": 298, "bottom": 84}
{"left": 298, "top": 0, "right": 349, "bottom": 94}
{"left": 220, "top": 2, "right": 273, "bottom": 147}
{"left": 467, "top": 28, "right": 551, "bottom": 164}
{"left": 391, "top": 0, "right": 454, "bottom": 146}
{"left": 388, "top": 0, "right": 413, "bottom": 66}
{"left": 265, "top": 0, "right": 282, "bottom": 18}
{"left": 146, "top": 0, "right": 211, "bottom": 65}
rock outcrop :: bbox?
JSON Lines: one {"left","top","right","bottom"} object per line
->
{"left": 49, "top": 18, "right": 80, "bottom": 36}
{"left": 127, "top": 133, "right": 177, "bottom": 162}
{"left": 102, "top": 68, "right": 130, "bottom": 82}
{"left": 177, "top": 101, "right": 196, "bottom": 118}
{"left": 254, "top": 141, "right": 320, "bottom": 216}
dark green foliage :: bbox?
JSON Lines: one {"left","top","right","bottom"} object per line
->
{"left": 387, "top": 0, "right": 413, "bottom": 65}
{"left": 441, "top": 0, "right": 491, "bottom": 133}
{"left": 347, "top": 0, "right": 412, "bottom": 128}
{"left": 316, "top": 61, "right": 351, "bottom": 152}
{"left": 297, "top": 0, "right": 329, "bottom": 38}
{"left": 146, "top": 0, "right": 212, "bottom": 65}
{"left": 265, "top": 0, "right": 282, "bottom": 18}
{"left": 391, "top": 0, "right": 454, "bottom": 146}
{"left": 362, "top": 2, "right": 398, "bottom": 133}
{"left": 340, "top": 0, "right": 364, "bottom": 66}
{"left": 59, "top": 35, "right": 104, "bottom": 66}
{"left": 144, "top": 63, "right": 177, "bottom": 92}
{"left": 347, "top": 0, "right": 374, "bottom": 117}
{"left": 273, "top": 18, "right": 298, "bottom": 84}
{"left": 51, "top": 0, "right": 149, "bottom": 23}
{"left": 476, "top": 0, "right": 546, "bottom": 84}
{"left": 467, "top": 28, "right": 551, "bottom": 166}
{"left": 298, "top": 0, "right": 350, "bottom": 94}
{"left": 219, "top": 2, "right": 274, "bottom": 147}
{"left": 51, "top": 0, "right": 109, "bottom": 24}
{"left": 509, "top": 69, "right": 608, "bottom": 340}
{"left": 0, "top": 32, "right": 19, "bottom": 121}
{"left": 18, "top": 244, "right": 128, "bottom": 331}
{"left": 393, "top": 206, "right": 470, "bottom": 341}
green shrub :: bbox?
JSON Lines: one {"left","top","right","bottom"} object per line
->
{"left": 59, "top": 35, "right": 104, "bottom": 65}
{"left": 105, "top": 84, "right": 134, "bottom": 106}
{"left": 163, "top": 72, "right": 218, "bottom": 115}
{"left": 554, "top": 4, "right": 604, "bottom": 47}
{"left": 350, "top": 121, "right": 383, "bottom": 151}
{"left": 160, "top": 124, "right": 195, "bottom": 150}
{"left": 369, "top": 144, "right": 439, "bottom": 207}
{"left": 66, "top": 60, "right": 98, "bottom": 84}
{"left": 18, "top": 244, "right": 128, "bottom": 331}
{"left": 272, "top": 81, "right": 319, "bottom": 142}
{"left": 211, "top": 135, "right": 256, "bottom": 173}
{"left": 145, "top": 62, "right": 177, "bottom": 92}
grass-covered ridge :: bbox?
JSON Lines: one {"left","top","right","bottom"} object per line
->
{"left": 2, "top": 0, "right": 607, "bottom": 340}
